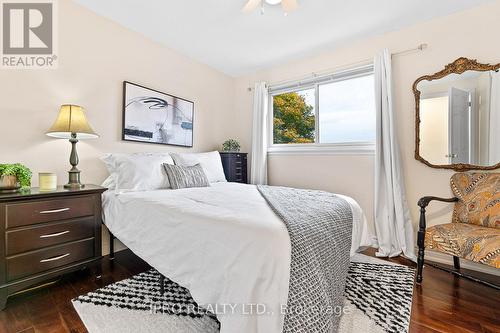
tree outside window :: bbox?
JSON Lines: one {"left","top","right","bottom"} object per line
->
{"left": 272, "top": 90, "right": 315, "bottom": 144}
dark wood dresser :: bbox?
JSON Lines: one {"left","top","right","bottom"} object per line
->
{"left": 0, "top": 185, "right": 106, "bottom": 309}
{"left": 220, "top": 152, "right": 248, "bottom": 184}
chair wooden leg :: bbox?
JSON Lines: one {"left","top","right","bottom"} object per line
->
{"left": 453, "top": 256, "right": 460, "bottom": 270}
{"left": 416, "top": 206, "right": 427, "bottom": 283}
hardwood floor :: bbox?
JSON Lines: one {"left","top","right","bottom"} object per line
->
{"left": 0, "top": 249, "right": 499, "bottom": 333}
{"left": 362, "top": 249, "right": 500, "bottom": 333}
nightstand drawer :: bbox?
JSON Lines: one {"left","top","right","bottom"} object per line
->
{"left": 6, "top": 216, "right": 95, "bottom": 256}
{"left": 5, "top": 196, "right": 94, "bottom": 229}
{"left": 6, "top": 238, "right": 94, "bottom": 281}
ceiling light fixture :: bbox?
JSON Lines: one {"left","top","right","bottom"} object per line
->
{"left": 242, "top": 0, "right": 298, "bottom": 15}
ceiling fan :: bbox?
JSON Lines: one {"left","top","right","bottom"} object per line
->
{"left": 242, "top": 0, "right": 298, "bottom": 14}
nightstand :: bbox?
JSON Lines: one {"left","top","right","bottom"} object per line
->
{"left": 219, "top": 152, "right": 248, "bottom": 184}
{"left": 0, "top": 185, "right": 106, "bottom": 310}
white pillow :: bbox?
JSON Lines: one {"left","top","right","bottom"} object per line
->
{"left": 101, "top": 153, "right": 175, "bottom": 191}
{"left": 171, "top": 151, "right": 226, "bottom": 183}
{"left": 101, "top": 175, "right": 116, "bottom": 190}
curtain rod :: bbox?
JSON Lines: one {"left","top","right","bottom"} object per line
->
{"left": 247, "top": 43, "right": 428, "bottom": 91}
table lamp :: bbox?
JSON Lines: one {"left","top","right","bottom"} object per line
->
{"left": 46, "top": 104, "right": 98, "bottom": 189}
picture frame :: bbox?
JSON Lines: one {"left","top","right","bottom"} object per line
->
{"left": 122, "top": 81, "right": 194, "bottom": 147}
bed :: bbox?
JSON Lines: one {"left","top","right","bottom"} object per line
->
{"left": 102, "top": 181, "right": 374, "bottom": 333}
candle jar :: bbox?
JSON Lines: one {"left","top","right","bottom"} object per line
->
{"left": 39, "top": 173, "right": 57, "bottom": 191}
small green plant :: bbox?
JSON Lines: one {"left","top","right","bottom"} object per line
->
{"left": 0, "top": 163, "right": 32, "bottom": 188}
{"left": 222, "top": 139, "right": 241, "bottom": 152}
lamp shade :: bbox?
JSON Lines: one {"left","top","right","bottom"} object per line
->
{"left": 46, "top": 104, "right": 98, "bottom": 139}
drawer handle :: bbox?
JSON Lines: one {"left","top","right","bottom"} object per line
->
{"left": 39, "top": 208, "right": 70, "bottom": 214}
{"left": 235, "top": 161, "right": 242, "bottom": 164}
{"left": 40, "top": 230, "right": 70, "bottom": 238}
{"left": 40, "top": 253, "right": 70, "bottom": 263}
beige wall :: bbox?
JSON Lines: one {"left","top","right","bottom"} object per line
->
{"left": 0, "top": 0, "right": 235, "bottom": 187}
{"left": 268, "top": 154, "right": 375, "bottom": 234}
{"left": 0, "top": 0, "right": 235, "bottom": 253}
{"left": 420, "top": 96, "right": 449, "bottom": 165}
{"left": 1, "top": 0, "right": 499, "bottom": 271}
{"left": 232, "top": 1, "right": 500, "bottom": 254}
{"left": 477, "top": 73, "right": 492, "bottom": 165}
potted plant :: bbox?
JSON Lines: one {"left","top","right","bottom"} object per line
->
{"left": 222, "top": 139, "right": 241, "bottom": 152}
{"left": 0, "top": 163, "right": 32, "bottom": 193}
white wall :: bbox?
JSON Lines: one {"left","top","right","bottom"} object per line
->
{"left": 231, "top": 1, "right": 500, "bottom": 271}
{"left": 0, "top": 0, "right": 235, "bottom": 254}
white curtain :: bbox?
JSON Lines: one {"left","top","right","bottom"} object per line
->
{"left": 250, "top": 82, "right": 269, "bottom": 185}
{"left": 489, "top": 71, "right": 500, "bottom": 165}
{"left": 374, "top": 49, "right": 416, "bottom": 261}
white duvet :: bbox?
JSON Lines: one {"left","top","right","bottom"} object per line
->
{"left": 102, "top": 182, "right": 374, "bottom": 333}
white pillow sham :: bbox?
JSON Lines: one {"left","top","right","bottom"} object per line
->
{"left": 101, "top": 175, "right": 116, "bottom": 190}
{"left": 170, "top": 151, "right": 226, "bottom": 183}
{"left": 101, "top": 152, "right": 175, "bottom": 191}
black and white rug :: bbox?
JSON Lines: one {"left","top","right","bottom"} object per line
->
{"left": 339, "top": 255, "right": 415, "bottom": 333}
{"left": 72, "top": 255, "right": 414, "bottom": 333}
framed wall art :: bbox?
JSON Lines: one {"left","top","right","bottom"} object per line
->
{"left": 122, "top": 81, "right": 194, "bottom": 147}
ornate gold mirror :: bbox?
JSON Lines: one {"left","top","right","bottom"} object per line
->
{"left": 414, "top": 57, "right": 500, "bottom": 171}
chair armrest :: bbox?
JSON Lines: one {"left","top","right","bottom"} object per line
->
{"left": 416, "top": 195, "right": 458, "bottom": 283}
{"left": 417, "top": 196, "right": 458, "bottom": 236}
{"left": 418, "top": 196, "right": 458, "bottom": 209}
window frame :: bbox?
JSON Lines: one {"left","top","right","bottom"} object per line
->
{"left": 267, "top": 65, "right": 376, "bottom": 155}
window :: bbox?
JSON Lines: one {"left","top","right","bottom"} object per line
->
{"left": 270, "top": 65, "right": 375, "bottom": 152}
{"left": 273, "top": 88, "right": 316, "bottom": 144}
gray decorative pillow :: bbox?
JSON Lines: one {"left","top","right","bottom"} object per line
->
{"left": 163, "top": 163, "right": 210, "bottom": 190}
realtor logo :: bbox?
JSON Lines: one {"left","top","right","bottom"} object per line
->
{"left": 1, "top": 0, "right": 57, "bottom": 68}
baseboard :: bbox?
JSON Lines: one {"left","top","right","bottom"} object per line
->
{"left": 424, "top": 250, "right": 500, "bottom": 276}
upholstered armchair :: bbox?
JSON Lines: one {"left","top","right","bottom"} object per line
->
{"left": 416, "top": 173, "right": 500, "bottom": 286}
